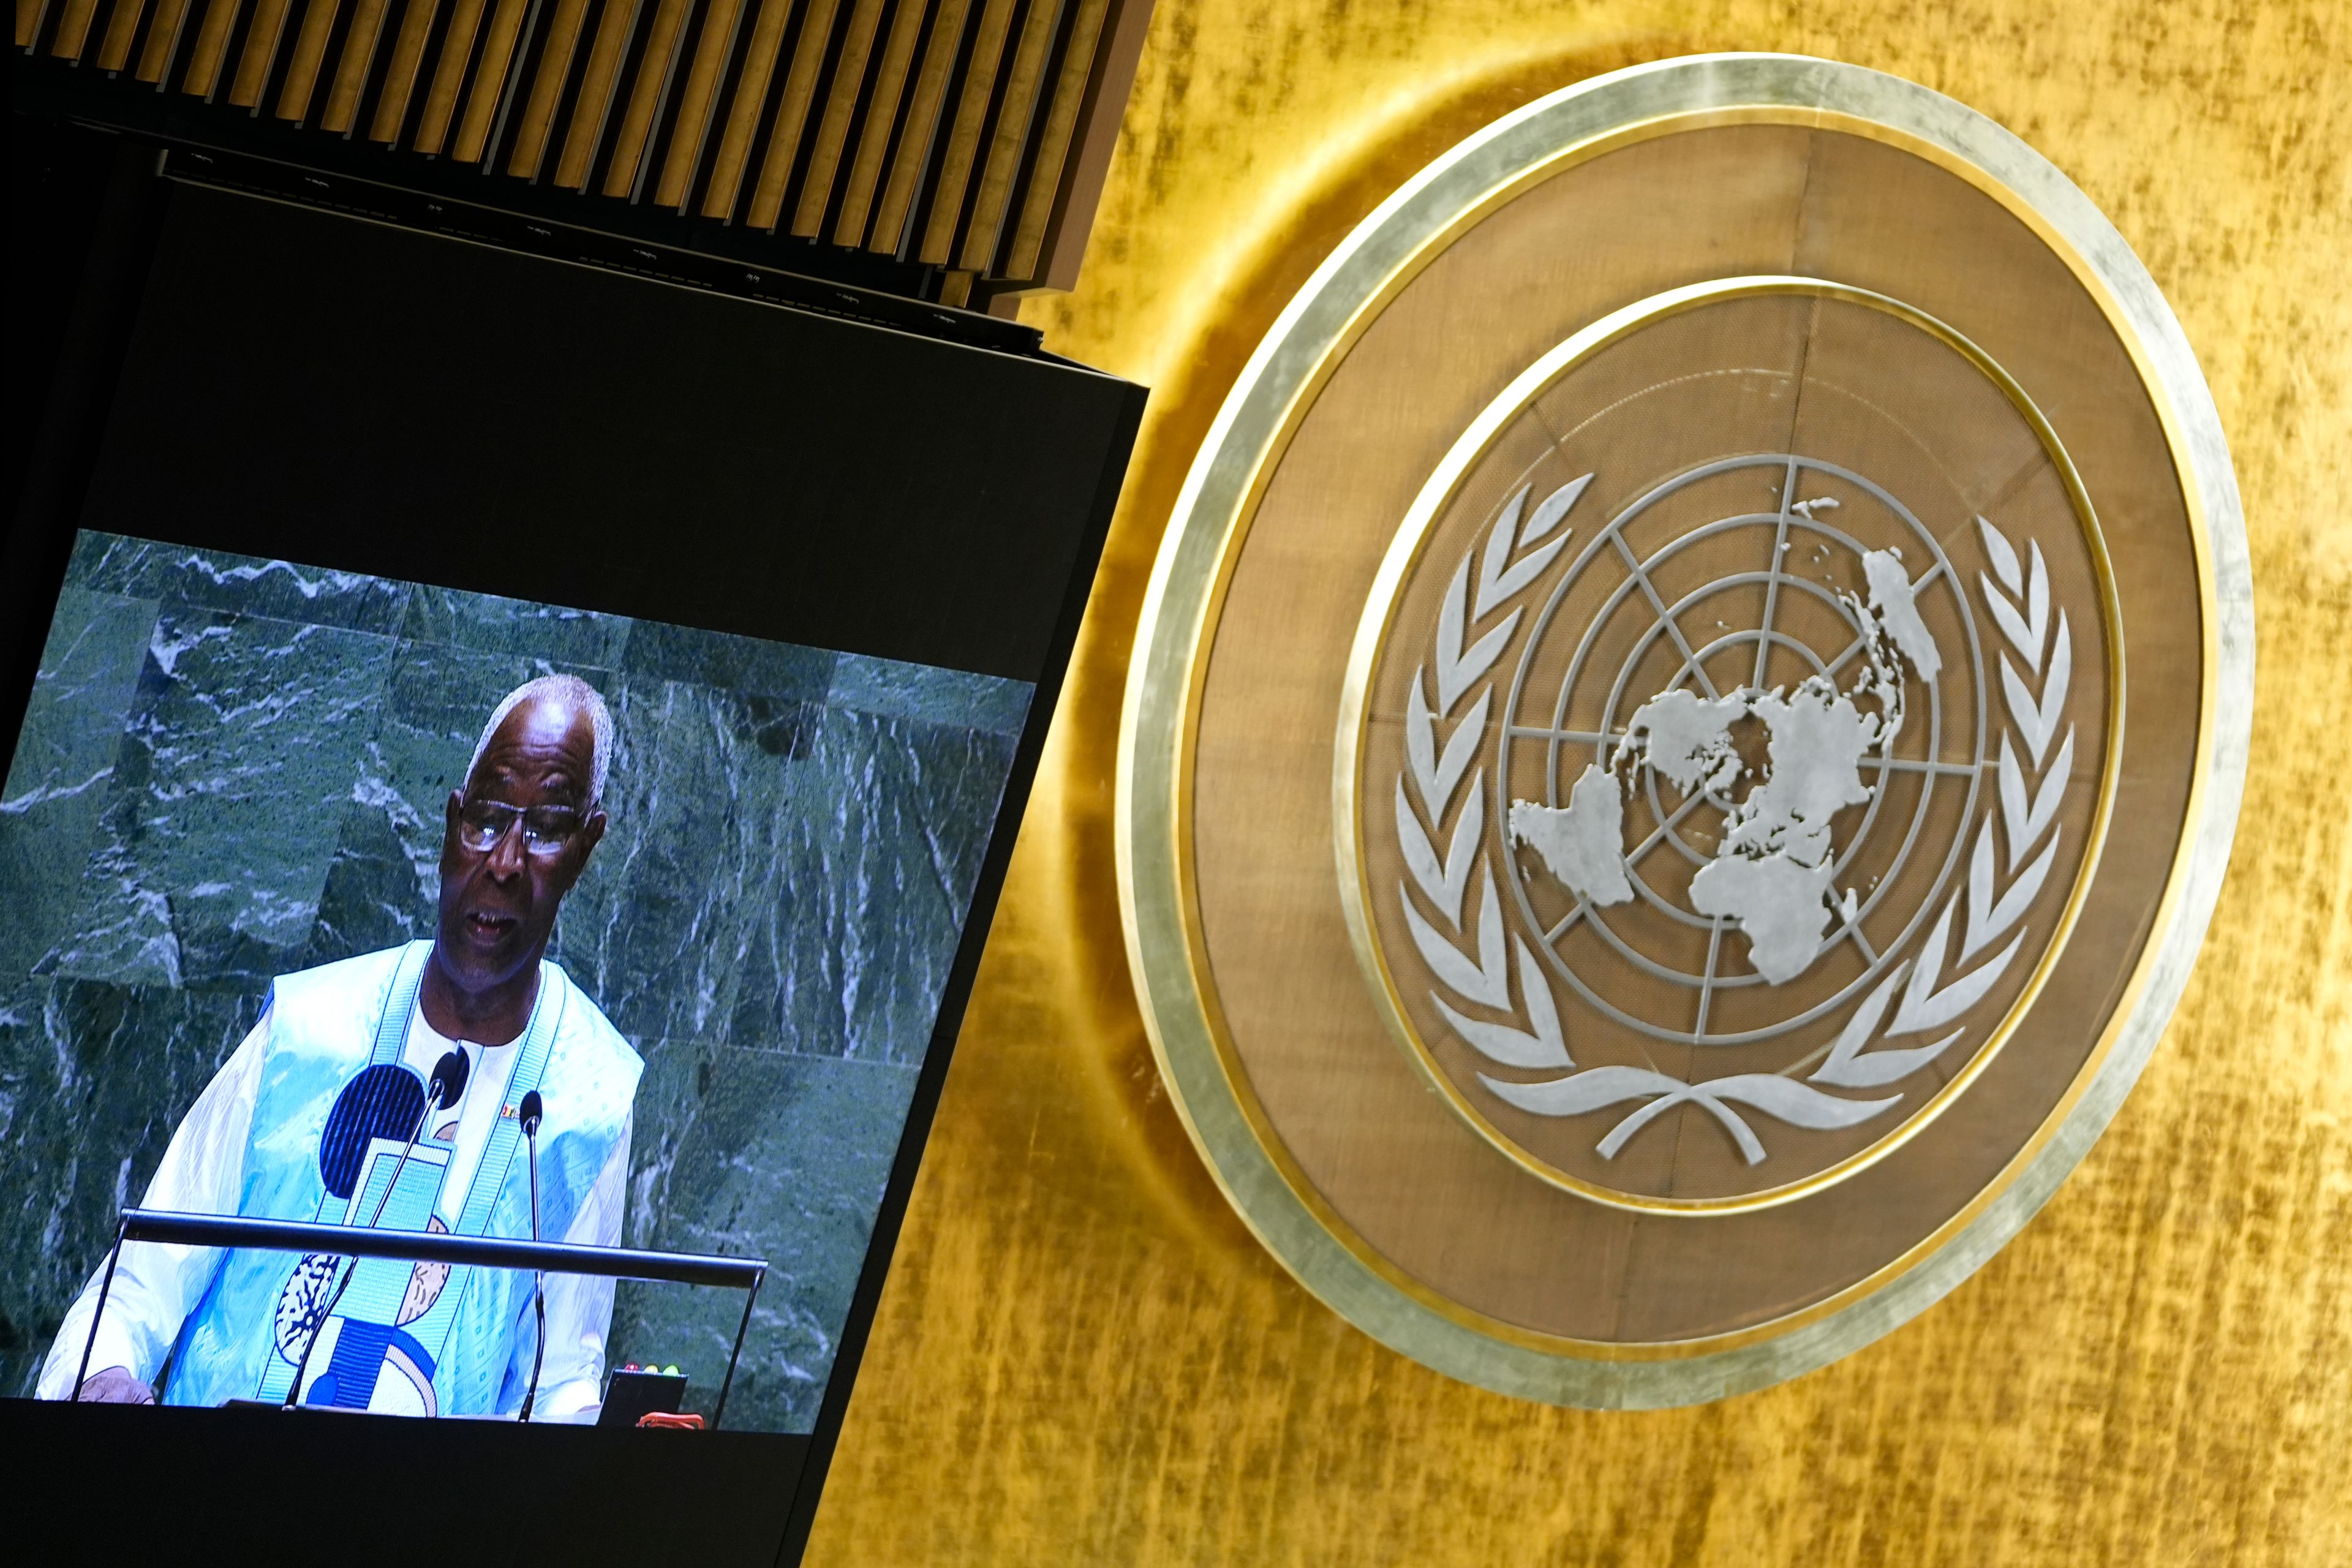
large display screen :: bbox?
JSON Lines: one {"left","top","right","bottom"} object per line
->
{"left": 5, "top": 529, "right": 1030, "bottom": 1433}
{"left": 2, "top": 159, "right": 1140, "bottom": 1561}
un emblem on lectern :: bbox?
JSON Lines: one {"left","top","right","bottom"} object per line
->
{"left": 1340, "top": 280, "right": 2114, "bottom": 1210}
{"left": 1121, "top": 58, "right": 2246, "bottom": 1404}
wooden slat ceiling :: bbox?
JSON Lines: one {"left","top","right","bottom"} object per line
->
{"left": 15, "top": 0, "right": 1147, "bottom": 301}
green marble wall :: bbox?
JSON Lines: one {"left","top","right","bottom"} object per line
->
{"left": 0, "top": 532, "right": 1031, "bottom": 1432}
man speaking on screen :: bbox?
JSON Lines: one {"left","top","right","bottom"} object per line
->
{"left": 37, "top": 676, "right": 642, "bottom": 1419}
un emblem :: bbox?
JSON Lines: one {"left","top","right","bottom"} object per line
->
{"left": 1341, "top": 279, "right": 2116, "bottom": 1210}
{"left": 1121, "top": 59, "right": 2247, "bottom": 1405}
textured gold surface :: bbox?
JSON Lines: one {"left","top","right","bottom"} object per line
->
{"left": 805, "top": 3, "right": 2351, "bottom": 1562}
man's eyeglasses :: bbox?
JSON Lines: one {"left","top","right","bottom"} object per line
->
{"left": 456, "top": 799, "right": 585, "bottom": 857}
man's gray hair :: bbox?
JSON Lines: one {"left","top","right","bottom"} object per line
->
{"left": 466, "top": 674, "right": 614, "bottom": 807}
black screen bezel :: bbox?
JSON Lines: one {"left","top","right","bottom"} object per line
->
{"left": 2, "top": 134, "right": 1142, "bottom": 1564}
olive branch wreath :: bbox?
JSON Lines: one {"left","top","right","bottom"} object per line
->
{"left": 1395, "top": 491, "right": 2075, "bottom": 1167}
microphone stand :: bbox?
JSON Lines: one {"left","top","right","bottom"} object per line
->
{"left": 516, "top": 1090, "right": 546, "bottom": 1423}
{"left": 282, "top": 1050, "right": 468, "bottom": 1410}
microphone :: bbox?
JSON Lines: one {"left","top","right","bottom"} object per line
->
{"left": 517, "top": 1089, "right": 547, "bottom": 1423}
{"left": 430, "top": 1050, "right": 470, "bottom": 1118}
{"left": 285, "top": 1049, "right": 470, "bottom": 1409}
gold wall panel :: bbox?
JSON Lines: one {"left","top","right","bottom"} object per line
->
{"left": 805, "top": 2, "right": 2351, "bottom": 1562}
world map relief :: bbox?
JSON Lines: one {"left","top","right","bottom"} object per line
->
{"left": 1509, "top": 543, "right": 1943, "bottom": 985}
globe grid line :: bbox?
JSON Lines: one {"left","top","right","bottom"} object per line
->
{"left": 1549, "top": 518, "right": 1920, "bottom": 856}
{"left": 1561, "top": 464, "right": 1972, "bottom": 917}
{"left": 1390, "top": 456, "right": 2073, "bottom": 1182}
{"left": 1494, "top": 453, "right": 1988, "bottom": 1046}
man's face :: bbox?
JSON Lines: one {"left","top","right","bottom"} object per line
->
{"left": 436, "top": 695, "right": 607, "bottom": 997}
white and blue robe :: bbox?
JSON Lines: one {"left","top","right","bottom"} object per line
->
{"left": 38, "top": 942, "right": 642, "bottom": 1418}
